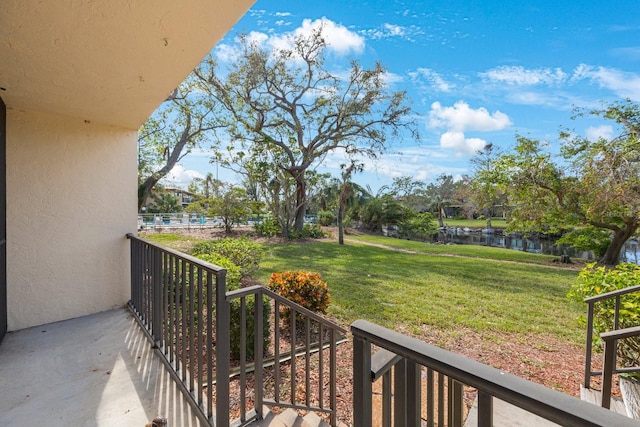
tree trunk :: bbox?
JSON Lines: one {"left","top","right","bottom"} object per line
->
{"left": 338, "top": 204, "right": 345, "bottom": 245}
{"left": 293, "top": 172, "right": 306, "bottom": 232}
{"left": 138, "top": 115, "right": 192, "bottom": 210}
{"left": 600, "top": 224, "right": 636, "bottom": 266}
{"left": 437, "top": 205, "right": 444, "bottom": 228}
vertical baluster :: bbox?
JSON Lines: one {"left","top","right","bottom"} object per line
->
{"left": 152, "top": 246, "right": 162, "bottom": 347}
{"left": 180, "top": 259, "right": 187, "bottom": 381}
{"left": 426, "top": 368, "right": 434, "bottom": 427}
{"left": 255, "top": 292, "right": 264, "bottom": 418}
{"left": 477, "top": 390, "right": 493, "bottom": 427}
{"left": 197, "top": 267, "right": 203, "bottom": 407}
{"left": 407, "top": 361, "right": 421, "bottom": 425}
{"left": 318, "top": 323, "right": 324, "bottom": 409}
{"left": 162, "top": 252, "right": 169, "bottom": 354}
{"left": 290, "top": 308, "right": 296, "bottom": 405}
{"left": 330, "top": 328, "right": 337, "bottom": 427}
{"left": 240, "top": 296, "right": 247, "bottom": 421}
{"left": 305, "top": 316, "right": 311, "bottom": 407}
{"left": 450, "top": 379, "right": 463, "bottom": 427}
{"left": 437, "top": 372, "right": 444, "bottom": 427}
{"left": 274, "top": 300, "right": 280, "bottom": 404}
{"left": 168, "top": 254, "right": 174, "bottom": 363}
{"left": 382, "top": 370, "right": 392, "bottom": 427}
{"left": 206, "top": 270, "right": 213, "bottom": 420}
{"left": 188, "top": 264, "right": 195, "bottom": 392}
{"left": 393, "top": 359, "right": 406, "bottom": 426}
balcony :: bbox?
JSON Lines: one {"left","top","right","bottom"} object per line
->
{"left": 1, "top": 235, "right": 638, "bottom": 426}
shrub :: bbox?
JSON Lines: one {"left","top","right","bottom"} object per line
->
{"left": 191, "top": 237, "right": 263, "bottom": 278}
{"left": 194, "top": 253, "right": 241, "bottom": 290}
{"left": 254, "top": 217, "right": 281, "bottom": 237}
{"left": 568, "top": 262, "right": 640, "bottom": 373}
{"left": 317, "top": 210, "right": 337, "bottom": 226}
{"left": 194, "top": 252, "right": 270, "bottom": 360}
{"left": 268, "top": 271, "right": 330, "bottom": 316}
{"left": 288, "top": 223, "right": 326, "bottom": 240}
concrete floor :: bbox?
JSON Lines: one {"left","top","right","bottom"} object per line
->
{"left": 0, "top": 308, "right": 204, "bottom": 427}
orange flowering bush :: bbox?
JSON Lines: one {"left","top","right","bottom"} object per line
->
{"left": 268, "top": 271, "right": 330, "bottom": 315}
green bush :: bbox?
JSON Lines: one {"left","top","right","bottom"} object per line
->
{"left": 568, "top": 262, "right": 640, "bottom": 372}
{"left": 268, "top": 271, "right": 330, "bottom": 318}
{"left": 194, "top": 252, "right": 270, "bottom": 360}
{"left": 194, "top": 253, "right": 241, "bottom": 290}
{"left": 254, "top": 217, "right": 281, "bottom": 237}
{"left": 191, "top": 237, "right": 263, "bottom": 278}
{"left": 288, "top": 223, "right": 326, "bottom": 240}
{"left": 317, "top": 210, "right": 337, "bottom": 226}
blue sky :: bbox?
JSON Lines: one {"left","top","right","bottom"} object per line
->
{"left": 163, "top": 0, "right": 640, "bottom": 193}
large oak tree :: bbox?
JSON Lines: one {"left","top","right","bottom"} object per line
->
{"left": 202, "top": 26, "right": 418, "bottom": 234}
{"left": 493, "top": 100, "right": 640, "bottom": 266}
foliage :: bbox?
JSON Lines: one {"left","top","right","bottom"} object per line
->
{"left": 556, "top": 226, "right": 611, "bottom": 258}
{"left": 204, "top": 24, "right": 417, "bottom": 233}
{"left": 137, "top": 65, "right": 225, "bottom": 210}
{"left": 194, "top": 253, "right": 241, "bottom": 289}
{"left": 145, "top": 192, "right": 183, "bottom": 213}
{"left": 191, "top": 237, "right": 263, "bottom": 278}
{"left": 424, "top": 174, "right": 459, "bottom": 228}
{"left": 288, "top": 223, "right": 326, "bottom": 240}
{"left": 567, "top": 263, "right": 640, "bottom": 372}
{"left": 317, "top": 210, "right": 337, "bottom": 226}
{"left": 468, "top": 143, "right": 506, "bottom": 219}
{"left": 194, "top": 252, "right": 270, "bottom": 360}
{"left": 253, "top": 217, "right": 281, "bottom": 238}
{"left": 399, "top": 212, "right": 436, "bottom": 240}
{"left": 487, "top": 100, "right": 640, "bottom": 265}
{"left": 268, "top": 271, "right": 331, "bottom": 316}
{"left": 358, "top": 192, "right": 410, "bottom": 232}
{"left": 208, "top": 184, "right": 252, "bottom": 233}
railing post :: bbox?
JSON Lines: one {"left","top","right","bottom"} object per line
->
{"left": 254, "top": 291, "right": 264, "bottom": 418}
{"left": 152, "top": 246, "right": 163, "bottom": 347}
{"left": 601, "top": 337, "right": 615, "bottom": 409}
{"left": 584, "top": 302, "right": 594, "bottom": 389}
{"left": 216, "top": 269, "right": 230, "bottom": 427}
{"left": 353, "top": 333, "right": 372, "bottom": 427}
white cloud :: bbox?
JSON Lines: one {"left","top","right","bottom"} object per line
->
{"left": 291, "top": 18, "right": 365, "bottom": 55}
{"left": 360, "top": 23, "right": 425, "bottom": 42}
{"left": 383, "top": 23, "right": 405, "bottom": 37}
{"left": 571, "top": 64, "right": 640, "bottom": 101}
{"left": 427, "top": 101, "right": 510, "bottom": 156}
{"left": 439, "top": 131, "right": 486, "bottom": 156}
{"left": 409, "top": 68, "right": 454, "bottom": 92}
{"left": 479, "top": 66, "right": 567, "bottom": 86}
{"left": 217, "top": 18, "right": 364, "bottom": 62}
{"left": 382, "top": 71, "right": 404, "bottom": 85}
{"left": 428, "top": 101, "right": 512, "bottom": 132}
{"left": 275, "top": 12, "right": 292, "bottom": 17}
{"left": 586, "top": 125, "right": 614, "bottom": 141}
{"left": 159, "top": 165, "right": 204, "bottom": 188}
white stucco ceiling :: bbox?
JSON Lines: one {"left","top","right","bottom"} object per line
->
{"left": 0, "top": 0, "right": 255, "bottom": 129}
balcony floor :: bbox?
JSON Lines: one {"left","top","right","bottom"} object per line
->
{"left": 0, "top": 308, "right": 203, "bottom": 427}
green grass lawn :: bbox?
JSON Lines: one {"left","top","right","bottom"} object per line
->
{"left": 141, "top": 231, "right": 585, "bottom": 344}
{"left": 344, "top": 234, "right": 561, "bottom": 265}
{"left": 257, "top": 239, "right": 584, "bottom": 343}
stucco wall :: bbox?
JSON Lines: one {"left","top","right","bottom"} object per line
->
{"left": 6, "top": 109, "right": 136, "bottom": 330}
